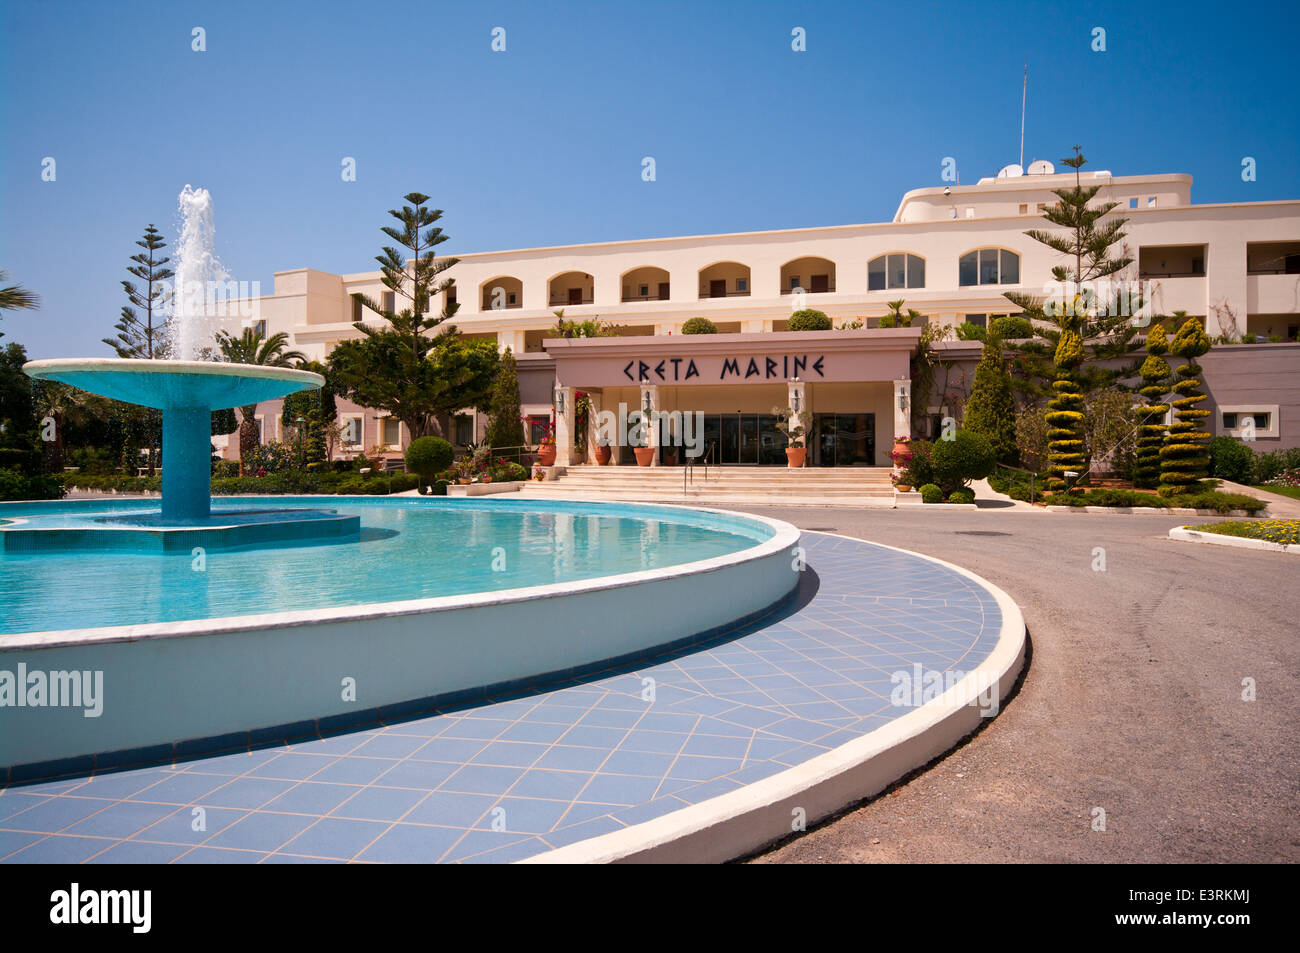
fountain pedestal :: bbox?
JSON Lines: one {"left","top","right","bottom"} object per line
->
{"left": 162, "top": 406, "right": 215, "bottom": 523}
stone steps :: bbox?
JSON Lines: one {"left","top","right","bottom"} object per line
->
{"left": 519, "top": 465, "right": 898, "bottom": 506}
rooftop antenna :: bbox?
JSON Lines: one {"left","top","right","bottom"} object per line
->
{"left": 1019, "top": 57, "right": 1028, "bottom": 169}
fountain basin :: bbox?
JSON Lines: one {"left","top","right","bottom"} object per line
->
{"left": 0, "top": 498, "right": 800, "bottom": 779}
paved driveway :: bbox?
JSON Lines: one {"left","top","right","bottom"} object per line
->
{"left": 730, "top": 507, "right": 1298, "bottom": 864}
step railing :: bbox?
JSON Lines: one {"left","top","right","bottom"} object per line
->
{"left": 684, "top": 441, "right": 714, "bottom": 493}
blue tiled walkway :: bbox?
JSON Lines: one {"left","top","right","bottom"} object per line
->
{"left": 0, "top": 533, "right": 1002, "bottom": 864}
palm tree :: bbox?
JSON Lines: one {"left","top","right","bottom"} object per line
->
{"left": 215, "top": 328, "right": 307, "bottom": 474}
{"left": 0, "top": 270, "right": 40, "bottom": 338}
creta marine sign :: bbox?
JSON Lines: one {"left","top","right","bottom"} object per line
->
{"left": 622, "top": 354, "right": 827, "bottom": 383}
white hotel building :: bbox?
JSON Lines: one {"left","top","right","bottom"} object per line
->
{"left": 222, "top": 165, "right": 1300, "bottom": 466}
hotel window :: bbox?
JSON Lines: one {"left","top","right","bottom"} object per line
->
{"left": 527, "top": 417, "right": 549, "bottom": 446}
{"left": 454, "top": 414, "right": 474, "bottom": 446}
{"left": 1221, "top": 409, "right": 1277, "bottom": 437}
{"left": 790, "top": 276, "right": 801, "bottom": 290}
{"left": 964, "top": 314, "right": 987, "bottom": 328}
{"left": 1129, "top": 198, "right": 1138, "bottom": 209}
{"left": 446, "top": 286, "right": 456, "bottom": 305}
{"left": 252, "top": 417, "right": 264, "bottom": 444}
{"left": 736, "top": 278, "right": 748, "bottom": 293}
{"left": 341, "top": 416, "right": 363, "bottom": 448}
{"left": 965, "top": 207, "right": 975, "bottom": 219}
{"left": 383, "top": 291, "right": 396, "bottom": 312}
{"left": 868, "top": 254, "right": 924, "bottom": 291}
{"left": 639, "top": 284, "right": 649, "bottom": 297}
{"left": 1147, "top": 197, "right": 1158, "bottom": 208}
{"left": 381, "top": 418, "right": 401, "bottom": 447}
{"left": 1018, "top": 204, "right": 1028, "bottom": 214}
{"left": 508, "top": 292, "right": 517, "bottom": 306}
{"left": 251, "top": 319, "right": 267, "bottom": 338}
{"left": 959, "top": 249, "right": 1020, "bottom": 286}
{"left": 352, "top": 297, "right": 363, "bottom": 322}
{"left": 1037, "top": 203, "right": 1047, "bottom": 212}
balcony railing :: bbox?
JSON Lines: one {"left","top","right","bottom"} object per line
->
{"left": 549, "top": 296, "right": 594, "bottom": 306}
{"left": 480, "top": 300, "right": 523, "bottom": 311}
{"left": 1139, "top": 270, "right": 1205, "bottom": 279}
{"left": 698, "top": 290, "right": 751, "bottom": 299}
{"left": 781, "top": 284, "right": 836, "bottom": 294}
{"left": 621, "top": 294, "right": 670, "bottom": 303}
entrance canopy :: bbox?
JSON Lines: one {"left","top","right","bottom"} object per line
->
{"left": 544, "top": 327, "right": 920, "bottom": 388}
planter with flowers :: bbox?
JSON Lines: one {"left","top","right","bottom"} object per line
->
{"left": 536, "top": 421, "right": 557, "bottom": 467}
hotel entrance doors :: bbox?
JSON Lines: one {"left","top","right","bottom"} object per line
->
{"left": 699, "top": 413, "right": 787, "bottom": 465}
{"left": 814, "top": 413, "right": 875, "bottom": 466}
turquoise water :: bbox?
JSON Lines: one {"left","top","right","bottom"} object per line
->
{"left": 0, "top": 497, "right": 772, "bottom": 635}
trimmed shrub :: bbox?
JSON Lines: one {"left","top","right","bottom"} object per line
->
{"left": 681, "top": 317, "right": 718, "bottom": 335}
{"left": 405, "top": 436, "right": 454, "bottom": 478}
{"left": 929, "top": 430, "right": 997, "bottom": 492}
{"left": 432, "top": 479, "right": 449, "bottom": 496}
{"left": 788, "top": 309, "right": 831, "bottom": 332}
{"left": 990, "top": 315, "right": 1034, "bottom": 340}
{"left": 1133, "top": 325, "right": 1172, "bottom": 489}
{"left": 947, "top": 488, "right": 975, "bottom": 505}
{"left": 1159, "top": 317, "right": 1212, "bottom": 496}
{"left": 1046, "top": 330, "right": 1087, "bottom": 491}
{"left": 919, "top": 484, "right": 943, "bottom": 504}
{"left": 1209, "top": 436, "right": 1255, "bottom": 484}
{"left": 956, "top": 322, "right": 987, "bottom": 342}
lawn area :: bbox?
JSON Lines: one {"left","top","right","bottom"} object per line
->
{"left": 1187, "top": 520, "right": 1300, "bottom": 546}
{"left": 1253, "top": 484, "right": 1300, "bottom": 502}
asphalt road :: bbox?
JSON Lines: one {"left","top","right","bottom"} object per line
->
{"left": 719, "top": 507, "right": 1299, "bottom": 864}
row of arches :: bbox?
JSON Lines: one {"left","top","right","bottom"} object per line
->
{"left": 475, "top": 249, "right": 1020, "bottom": 311}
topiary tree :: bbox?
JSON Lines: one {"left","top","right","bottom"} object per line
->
{"left": 1133, "top": 323, "right": 1172, "bottom": 488}
{"left": 962, "top": 336, "right": 1017, "bottom": 464}
{"left": 929, "top": 430, "right": 996, "bottom": 493}
{"left": 990, "top": 315, "right": 1034, "bottom": 340}
{"left": 405, "top": 435, "right": 454, "bottom": 493}
{"left": 1159, "top": 316, "right": 1212, "bottom": 496}
{"left": 1044, "top": 329, "right": 1087, "bottom": 491}
{"left": 485, "top": 347, "right": 526, "bottom": 453}
{"left": 680, "top": 317, "right": 718, "bottom": 335}
{"left": 788, "top": 309, "right": 831, "bottom": 331}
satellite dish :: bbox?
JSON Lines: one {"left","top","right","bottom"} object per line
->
{"left": 997, "top": 164, "right": 1024, "bottom": 178}
{"left": 1027, "top": 159, "right": 1055, "bottom": 175}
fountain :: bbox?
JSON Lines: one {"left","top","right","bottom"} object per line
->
{"left": 9, "top": 186, "right": 357, "bottom": 550}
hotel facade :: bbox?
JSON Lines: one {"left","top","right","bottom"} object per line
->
{"left": 219, "top": 166, "right": 1300, "bottom": 466}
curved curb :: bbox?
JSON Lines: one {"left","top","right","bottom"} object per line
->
{"left": 519, "top": 531, "right": 1027, "bottom": 864}
{"left": 1169, "top": 526, "right": 1300, "bottom": 554}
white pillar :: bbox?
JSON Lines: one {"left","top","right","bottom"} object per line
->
{"left": 554, "top": 384, "right": 576, "bottom": 466}
{"left": 893, "top": 377, "right": 912, "bottom": 449}
{"left": 640, "top": 383, "right": 659, "bottom": 465}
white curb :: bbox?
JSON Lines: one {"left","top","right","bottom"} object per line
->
{"left": 1169, "top": 526, "right": 1300, "bottom": 554}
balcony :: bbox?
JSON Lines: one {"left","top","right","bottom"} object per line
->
{"left": 781, "top": 283, "right": 836, "bottom": 295}
{"left": 1247, "top": 274, "right": 1300, "bottom": 314}
{"left": 549, "top": 295, "right": 594, "bottom": 307}
{"left": 1142, "top": 275, "right": 1206, "bottom": 315}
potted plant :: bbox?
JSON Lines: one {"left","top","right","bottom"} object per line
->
{"left": 453, "top": 446, "right": 490, "bottom": 485}
{"left": 536, "top": 421, "right": 557, "bottom": 467}
{"left": 773, "top": 406, "right": 812, "bottom": 467}
{"left": 593, "top": 439, "right": 612, "bottom": 466}
{"left": 629, "top": 405, "right": 655, "bottom": 466}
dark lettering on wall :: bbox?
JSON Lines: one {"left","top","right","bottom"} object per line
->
{"left": 685, "top": 359, "right": 700, "bottom": 380}
{"left": 721, "top": 358, "right": 741, "bottom": 378}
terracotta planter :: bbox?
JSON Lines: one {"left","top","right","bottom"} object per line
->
{"left": 594, "top": 445, "right": 612, "bottom": 466}
{"left": 537, "top": 444, "right": 557, "bottom": 466}
{"left": 785, "top": 447, "right": 807, "bottom": 468}
{"left": 480, "top": 474, "right": 492, "bottom": 484}
{"left": 662, "top": 448, "right": 678, "bottom": 466}
{"left": 457, "top": 478, "right": 472, "bottom": 485}
{"left": 896, "top": 484, "right": 912, "bottom": 493}
{"left": 891, "top": 440, "right": 912, "bottom": 465}
{"left": 634, "top": 447, "right": 656, "bottom": 467}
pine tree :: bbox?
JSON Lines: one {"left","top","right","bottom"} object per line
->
{"left": 1159, "top": 316, "right": 1212, "bottom": 496}
{"left": 962, "top": 335, "right": 1018, "bottom": 464}
{"left": 485, "top": 347, "right": 525, "bottom": 451}
{"left": 104, "top": 225, "right": 173, "bottom": 359}
{"left": 1002, "top": 148, "right": 1146, "bottom": 404}
{"left": 1133, "top": 323, "right": 1171, "bottom": 489}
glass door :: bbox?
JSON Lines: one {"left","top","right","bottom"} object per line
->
{"left": 815, "top": 413, "right": 876, "bottom": 466}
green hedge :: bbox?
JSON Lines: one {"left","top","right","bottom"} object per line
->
{"left": 1046, "top": 488, "right": 1265, "bottom": 514}
{"left": 63, "top": 471, "right": 421, "bottom": 496}
{"left": 0, "top": 469, "right": 65, "bottom": 501}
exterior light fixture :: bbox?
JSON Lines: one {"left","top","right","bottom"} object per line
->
{"left": 554, "top": 385, "right": 565, "bottom": 415}
{"left": 792, "top": 390, "right": 801, "bottom": 413}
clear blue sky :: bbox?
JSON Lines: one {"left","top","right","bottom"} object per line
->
{"left": 2, "top": 0, "right": 1297, "bottom": 358}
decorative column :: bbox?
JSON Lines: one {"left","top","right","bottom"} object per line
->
{"left": 787, "top": 378, "right": 807, "bottom": 466}
{"left": 161, "top": 406, "right": 212, "bottom": 523}
{"left": 554, "top": 384, "right": 576, "bottom": 466}
{"left": 892, "top": 378, "right": 912, "bottom": 472}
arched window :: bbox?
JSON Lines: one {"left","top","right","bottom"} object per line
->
{"left": 868, "top": 253, "right": 925, "bottom": 290}
{"left": 959, "top": 249, "right": 1020, "bottom": 286}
